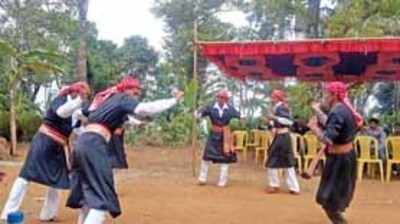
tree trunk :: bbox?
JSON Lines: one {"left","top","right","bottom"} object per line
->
{"left": 9, "top": 81, "right": 17, "bottom": 156}
{"left": 307, "top": 0, "right": 321, "bottom": 38}
{"left": 76, "top": 0, "right": 89, "bottom": 81}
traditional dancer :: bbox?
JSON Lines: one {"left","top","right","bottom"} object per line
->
{"left": 197, "top": 90, "right": 240, "bottom": 187}
{"left": 1, "top": 81, "right": 91, "bottom": 221}
{"left": 265, "top": 90, "right": 300, "bottom": 195}
{"left": 66, "top": 76, "right": 183, "bottom": 224}
{"left": 307, "top": 82, "right": 362, "bottom": 224}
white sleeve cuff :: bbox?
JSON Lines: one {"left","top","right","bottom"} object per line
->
{"left": 134, "top": 98, "right": 177, "bottom": 116}
{"left": 126, "top": 115, "right": 143, "bottom": 126}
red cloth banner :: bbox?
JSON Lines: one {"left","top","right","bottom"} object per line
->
{"left": 199, "top": 38, "right": 400, "bottom": 82}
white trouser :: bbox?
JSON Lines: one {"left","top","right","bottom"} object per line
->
{"left": 1, "top": 177, "right": 60, "bottom": 221}
{"left": 267, "top": 168, "right": 300, "bottom": 192}
{"left": 78, "top": 207, "right": 89, "bottom": 224}
{"left": 79, "top": 209, "right": 107, "bottom": 224}
{"left": 1, "top": 177, "right": 29, "bottom": 220}
{"left": 198, "top": 160, "right": 230, "bottom": 186}
{"left": 40, "top": 187, "right": 60, "bottom": 220}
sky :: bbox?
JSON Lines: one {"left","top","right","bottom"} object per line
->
{"left": 88, "top": 0, "right": 164, "bottom": 49}
{"left": 87, "top": 0, "right": 333, "bottom": 50}
{"left": 87, "top": 0, "right": 247, "bottom": 51}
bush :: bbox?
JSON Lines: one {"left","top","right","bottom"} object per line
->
{"left": 381, "top": 111, "right": 400, "bottom": 135}
{"left": 160, "top": 113, "right": 192, "bottom": 147}
{"left": 17, "top": 111, "right": 42, "bottom": 141}
{"left": 229, "top": 118, "right": 246, "bottom": 131}
{"left": 0, "top": 110, "right": 42, "bottom": 141}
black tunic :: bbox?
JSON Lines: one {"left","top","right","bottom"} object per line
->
{"left": 66, "top": 93, "right": 138, "bottom": 218}
{"left": 19, "top": 95, "right": 72, "bottom": 189}
{"left": 265, "top": 103, "right": 295, "bottom": 168}
{"left": 316, "top": 103, "right": 358, "bottom": 212}
{"left": 201, "top": 103, "right": 240, "bottom": 164}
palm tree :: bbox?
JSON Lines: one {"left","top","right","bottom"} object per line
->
{"left": 0, "top": 40, "right": 63, "bottom": 155}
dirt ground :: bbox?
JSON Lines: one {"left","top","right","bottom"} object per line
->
{"left": 1, "top": 144, "right": 400, "bottom": 224}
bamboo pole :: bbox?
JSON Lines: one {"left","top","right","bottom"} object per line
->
{"left": 191, "top": 21, "right": 198, "bottom": 177}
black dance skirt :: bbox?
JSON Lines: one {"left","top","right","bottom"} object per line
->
{"left": 203, "top": 132, "right": 237, "bottom": 164}
{"left": 66, "top": 132, "right": 121, "bottom": 218}
{"left": 316, "top": 150, "right": 357, "bottom": 212}
{"left": 108, "top": 134, "right": 128, "bottom": 169}
{"left": 19, "top": 132, "right": 70, "bottom": 189}
{"left": 265, "top": 132, "right": 295, "bottom": 168}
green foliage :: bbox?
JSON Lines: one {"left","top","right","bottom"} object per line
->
{"left": 160, "top": 113, "right": 192, "bottom": 147}
{"left": 87, "top": 35, "right": 159, "bottom": 94}
{"left": 17, "top": 111, "right": 42, "bottom": 141}
{"left": 0, "top": 108, "right": 41, "bottom": 141}
{"left": 152, "top": 0, "right": 237, "bottom": 106}
{"left": 117, "top": 36, "right": 159, "bottom": 77}
{"left": 87, "top": 39, "right": 119, "bottom": 92}
{"left": 184, "top": 79, "right": 198, "bottom": 109}
{"left": 328, "top": 0, "right": 400, "bottom": 37}
{"left": 381, "top": 111, "right": 400, "bottom": 131}
{"left": 0, "top": 0, "right": 80, "bottom": 100}
{"left": 242, "top": 0, "right": 308, "bottom": 39}
{"left": 287, "top": 83, "right": 316, "bottom": 120}
{"left": 327, "top": 0, "right": 400, "bottom": 116}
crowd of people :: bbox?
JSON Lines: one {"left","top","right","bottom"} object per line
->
{"left": 0, "top": 77, "right": 391, "bottom": 224}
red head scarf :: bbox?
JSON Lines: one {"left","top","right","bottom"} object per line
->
{"left": 271, "top": 89, "right": 288, "bottom": 104}
{"left": 89, "top": 76, "right": 140, "bottom": 111}
{"left": 59, "top": 81, "right": 90, "bottom": 96}
{"left": 325, "top": 82, "right": 363, "bottom": 128}
{"left": 216, "top": 90, "right": 230, "bottom": 102}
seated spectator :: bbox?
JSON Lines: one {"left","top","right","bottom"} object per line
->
{"left": 363, "top": 117, "right": 386, "bottom": 159}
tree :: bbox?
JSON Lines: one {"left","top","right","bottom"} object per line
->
{"left": 306, "top": 0, "right": 321, "bottom": 38}
{"left": 0, "top": 0, "right": 78, "bottom": 153}
{"left": 152, "top": 0, "right": 237, "bottom": 89}
{"left": 117, "top": 36, "right": 159, "bottom": 97}
{"left": 86, "top": 34, "right": 160, "bottom": 94}
{"left": 327, "top": 0, "right": 400, "bottom": 120}
{"left": 0, "top": 0, "right": 79, "bottom": 103}
{"left": 76, "top": 0, "right": 89, "bottom": 81}
{"left": 86, "top": 38, "right": 119, "bottom": 92}
{"left": 0, "top": 40, "right": 63, "bottom": 155}
{"left": 241, "top": 0, "right": 308, "bottom": 40}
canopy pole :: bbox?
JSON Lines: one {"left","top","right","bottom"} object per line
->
{"left": 191, "top": 20, "right": 198, "bottom": 177}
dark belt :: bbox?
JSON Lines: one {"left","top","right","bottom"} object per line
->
{"left": 328, "top": 142, "right": 353, "bottom": 154}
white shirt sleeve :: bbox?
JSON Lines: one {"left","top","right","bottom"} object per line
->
{"left": 71, "top": 109, "right": 83, "bottom": 127}
{"left": 125, "top": 115, "right": 143, "bottom": 126}
{"left": 134, "top": 98, "right": 177, "bottom": 117}
{"left": 56, "top": 96, "right": 83, "bottom": 118}
{"left": 271, "top": 115, "right": 294, "bottom": 126}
